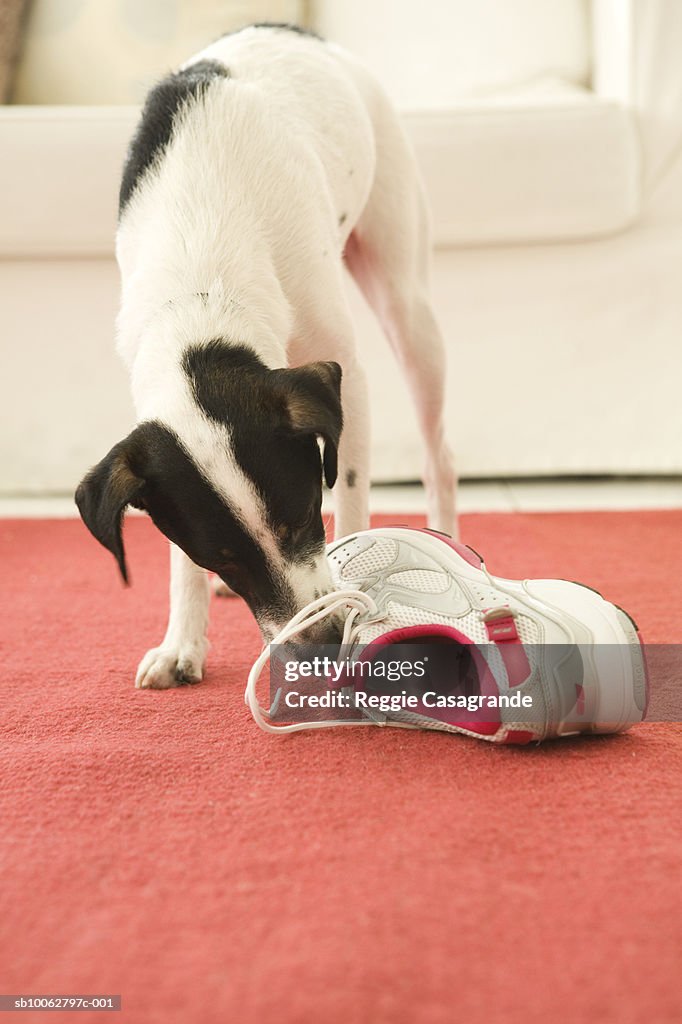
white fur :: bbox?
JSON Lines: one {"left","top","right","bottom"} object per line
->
{"left": 116, "top": 27, "right": 456, "bottom": 688}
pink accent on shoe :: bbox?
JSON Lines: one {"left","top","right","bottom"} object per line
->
{"left": 425, "top": 530, "right": 484, "bottom": 569}
{"left": 497, "top": 646, "right": 531, "bottom": 688}
{"left": 485, "top": 615, "right": 519, "bottom": 642}
{"left": 575, "top": 683, "right": 585, "bottom": 715}
{"left": 402, "top": 527, "right": 484, "bottom": 569}
{"left": 484, "top": 615, "right": 531, "bottom": 688}
{"left": 502, "top": 730, "right": 535, "bottom": 745}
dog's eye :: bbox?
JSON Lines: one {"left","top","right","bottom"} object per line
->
{"left": 298, "top": 505, "right": 320, "bottom": 535}
{"left": 275, "top": 523, "right": 291, "bottom": 543}
{"left": 273, "top": 505, "right": 321, "bottom": 550}
{"left": 218, "top": 562, "right": 243, "bottom": 591}
{"left": 217, "top": 549, "right": 241, "bottom": 577}
{"left": 219, "top": 559, "right": 240, "bottom": 578}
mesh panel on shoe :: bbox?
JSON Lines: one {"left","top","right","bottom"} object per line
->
{"left": 514, "top": 615, "right": 539, "bottom": 644}
{"left": 356, "top": 597, "right": 540, "bottom": 647}
{"left": 387, "top": 569, "right": 450, "bottom": 594}
{"left": 357, "top": 601, "right": 490, "bottom": 643}
{"left": 340, "top": 539, "right": 398, "bottom": 580}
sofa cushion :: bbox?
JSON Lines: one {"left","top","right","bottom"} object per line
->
{"left": 314, "top": 0, "right": 591, "bottom": 110}
{"left": 403, "top": 86, "right": 641, "bottom": 245}
{"left": 0, "top": 106, "right": 137, "bottom": 256}
{"left": 0, "top": 90, "right": 640, "bottom": 257}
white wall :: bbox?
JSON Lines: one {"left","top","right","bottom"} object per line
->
{"left": 313, "top": 0, "right": 591, "bottom": 108}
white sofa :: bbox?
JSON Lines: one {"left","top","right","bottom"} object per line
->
{"left": 2, "top": 0, "right": 682, "bottom": 491}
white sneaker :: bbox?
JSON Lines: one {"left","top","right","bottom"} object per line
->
{"left": 246, "top": 527, "right": 648, "bottom": 743}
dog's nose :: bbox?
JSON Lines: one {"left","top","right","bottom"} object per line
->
{"left": 296, "top": 612, "right": 344, "bottom": 647}
{"left": 276, "top": 600, "right": 343, "bottom": 648}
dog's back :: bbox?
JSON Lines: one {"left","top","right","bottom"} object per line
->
{"left": 189, "top": 24, "right": 379, "bottom": 214}
{"left": 115, "top": 26, "right": 383, "bottom": 369}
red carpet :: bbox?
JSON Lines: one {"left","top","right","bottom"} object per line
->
{"left": 1, "top": 511, "right": 680, "bottom": 1024}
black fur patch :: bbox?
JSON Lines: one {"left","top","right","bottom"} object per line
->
{"left": 130, "top": 422, "right": 299, "bottom": 620}
{"left": 119, "top": 59, "right": 230, "bottom": 215}
{"left": 182, "top": 341, "right": 332, "bottom": 563}
{"left": 77, "top": 419, "right": 298, "bottom": 624}
{"left": 182, "top": 342, "right": 267, "bottom": 424}
{"left": 346, "top": 469, "right": 357, "bottom": 488}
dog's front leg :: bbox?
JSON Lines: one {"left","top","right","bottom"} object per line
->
{"left": 333, "top": 357, "right": 371, "bottom": 540}
{"left": 136, "top": 543, "right": 210, "bottom": 689}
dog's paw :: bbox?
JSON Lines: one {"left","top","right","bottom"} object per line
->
{"left": 135, "top": 641, "right": 208, "bottom": 690}
{"left": 212, "top": 575, "right": 237, "bottom": 598}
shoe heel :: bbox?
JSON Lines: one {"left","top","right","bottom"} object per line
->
{"left": 613, "top": 606, "right": 649, "bottom": 718}
{"left": 523, "top": 580, "right": 647, "bottom": 734}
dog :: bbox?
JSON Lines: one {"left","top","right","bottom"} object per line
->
{"left": 75, "top": 23, "right": 456, "bottom": 689}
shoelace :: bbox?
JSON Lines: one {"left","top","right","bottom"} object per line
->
{"left": 245, "top": 589, "right": 383, "bottom": 734}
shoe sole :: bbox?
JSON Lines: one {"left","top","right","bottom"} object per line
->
{"left": 328, "top": 527, "right": 648, "bottom": 740}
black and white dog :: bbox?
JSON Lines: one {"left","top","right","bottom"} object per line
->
{"left": 76, "top": 24, "right": 456, "bottom": 689}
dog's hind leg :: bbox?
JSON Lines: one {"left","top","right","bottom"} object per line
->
{"left": 136, "top": 543, "right": 211, "bottom": 689}
{"left": 343, "top": 105, "right": 457, "bottom": 536}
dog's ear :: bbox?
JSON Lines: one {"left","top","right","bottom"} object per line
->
{"left": 75, "top": 428, "right": 147, "bottom": 583}
{"left": 281, "top": 361, "right": 343, "bottom": 487}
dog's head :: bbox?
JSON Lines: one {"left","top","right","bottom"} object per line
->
{"left": 75, "top": 343, "right": 343, "bottom": 640}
